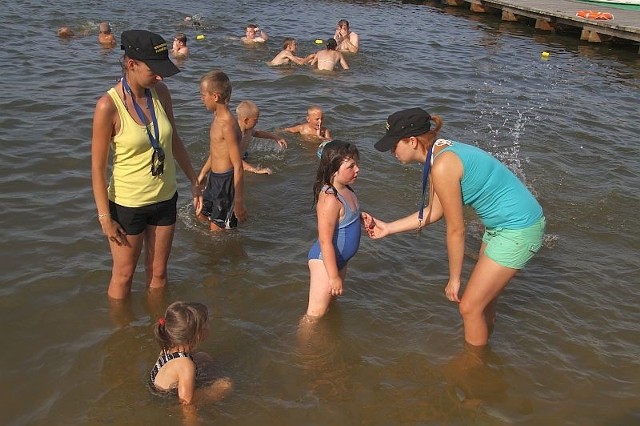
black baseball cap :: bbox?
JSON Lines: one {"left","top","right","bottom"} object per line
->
{"left": 121, "top": 30, "right": 180, "bottom": 78}
{"left": 374, "top": 108, "right": 432, "bottom": 152}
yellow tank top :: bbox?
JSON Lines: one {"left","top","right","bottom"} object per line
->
{"left": 107, "top": 87, "right": 177, "bottom": 207}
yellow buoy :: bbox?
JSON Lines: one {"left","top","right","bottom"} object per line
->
{"left": 541, "top": 51, "right": 550, "bottom": 58}
{"left": 196, "top": 34, "right": 205, "bottom": 40}
{"left": 314, "top": 39, "right": 323, "bottom": 44}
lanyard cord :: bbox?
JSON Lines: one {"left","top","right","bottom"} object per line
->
{"left": 121, "top": 76, "right": 161, "bottom": 151}
{"left": 417, "top": 145, "right": 434, "bottom": 231}
{"left": 417, "top": 139, "right": 453, "bottom": 233}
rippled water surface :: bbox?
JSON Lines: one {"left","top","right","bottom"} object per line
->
{"left": 1, "top": 0, "right": 639, "bottom": 425}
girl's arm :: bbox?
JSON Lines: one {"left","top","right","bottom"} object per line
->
{"left": 156, "top": 82, "right": 203, "bottom": 213}
{"left": 176, "top": 358, "right": 197, "bottom": 405}
{"left": 316, "top": 192, "right": 343, "bottom": 295}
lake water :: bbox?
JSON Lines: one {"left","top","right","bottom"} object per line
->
{"left": 1, "top": 0, "right": 639, "bottom": 425}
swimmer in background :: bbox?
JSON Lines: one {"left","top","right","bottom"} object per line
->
{"left": 268, "top": 38, "right": 315, "bottom": 66}
{"left": 284, "top": 105, "right": 331, "bottom": 141}
{"left": 333, "top": 19, "right": 359, "bottom": 53}
{"left": 241, "top": 24, "right": 268, "bottom": 44}
{"left": 236, "top": 100, "right": 287, "bottom": 175}
{"left": 171, "top": 33, "right": 189, "bottom": 59}
{"left": 98, "top": 22, "right": 116, "bottom": 46}
{"left": 184, "top": 14, "right": 202, "bottom": 28}
{"left": 57, "top": 27, "right": 75, "bottom": 38}
{"left": 309, "top": 39, "right": 349, "bottom": 71}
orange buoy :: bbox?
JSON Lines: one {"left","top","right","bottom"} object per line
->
{"left": 576, "top": 10, "right": 614, "bottom": 20}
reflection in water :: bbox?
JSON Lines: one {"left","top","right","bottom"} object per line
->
{"left": 443, "top": 343, "right": 508, "bottom": 407}
{"left": 295, "top": 307, "right": 354, "bottom": 401}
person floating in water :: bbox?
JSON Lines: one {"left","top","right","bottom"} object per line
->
{"left": 309, "top": 38, "right": 349, "bottom": 71}
{"left": 242, "top": 23, "right": 268, "bottom": 44}
{"left": 333, "top": 19, "right": 359, "bottom": 53}
{"left": 284, "top": 105, "right": 332, "bottom": 141}
{"left": 268, "top": 38, "right": 315, "bottom": 66}
{"left": 98, "top": 22, "right": 116, "bottom": 46}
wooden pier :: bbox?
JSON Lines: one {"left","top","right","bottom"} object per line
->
{"left": 424, "top": 0, "right": 640, "bottom": 53}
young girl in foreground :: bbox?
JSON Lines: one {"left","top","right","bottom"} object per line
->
{"left": 306, "top": 140, "right": 361, "bottom": 319}
{"left": 150, "top": 301, "right": 232, "bottom": 405}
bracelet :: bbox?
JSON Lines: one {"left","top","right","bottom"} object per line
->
{"left": 98, "top": 213, "right": 111, "bottom": 220}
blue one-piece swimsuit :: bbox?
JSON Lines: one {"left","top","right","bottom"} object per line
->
{"left": 308, "top": 186, "right": 361, "bottom": 270}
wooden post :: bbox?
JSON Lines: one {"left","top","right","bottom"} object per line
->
{"left": 502, "top": 11, "right": 518, "bottom": 22}
{"left": 588, "top": 31, "right": 604, "bottom": 42}
{"left": 580, "top": 29, "right": 591, "bottom": 41}
{"left": 535, "top": 19, "right": 554, "bottom": 32}
{"left": 470, "top": 3, "right": 486, "bottom": 13}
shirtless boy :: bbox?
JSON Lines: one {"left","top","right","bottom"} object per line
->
{"left": 268, "top": 38, "right": 315, "bottom": 66}
{"left": 241, "top": 24, "right": 268, "bottom": 44}
{"left": 333, "top": 19, "right": 359, "bottom": 53}
{"left": 98, "top": 22, "right": 116, "bottom": 46}
{"left": 284, "top": 105, "right": 332, "bottom": 140}
{"left": 171, "top": 33, "right": 189, "bottom": 58}
{"left": 236, "top": 100, "right": 287, "bottom": 175}
{"left": 197, "top": 71, "right": 247, "bottom": 231}
{"left": 310, "top": 39, "right": 349, "bottom": 72}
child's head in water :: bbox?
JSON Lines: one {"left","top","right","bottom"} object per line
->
{"left": 236, "top": 100, "right": 260, "bottom": 130}
{"left": 313, "top": 140, "right": 360, "bottom": 203}
{"left": 154, "top": 301, "right": 209, "bottom": 352}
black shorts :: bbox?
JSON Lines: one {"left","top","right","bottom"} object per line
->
{"left": 201, "top": 169, "right": 237, "bottom": 229}
{"left": 109, "top": 192, "right": 178, "bottom": 235}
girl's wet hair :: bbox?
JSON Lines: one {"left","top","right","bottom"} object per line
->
{"left": 154, "top": 301, "right": 208, "bottom": 351}
{"left": 312, "top": 140, "right": 359, "bottom": 206}
{"left": 326, "top": 38, "right": 338, "bottom": 50}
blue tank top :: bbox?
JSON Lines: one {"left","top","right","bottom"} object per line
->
{"left": 434, "top": 141, "right": 543, "bottom": 229}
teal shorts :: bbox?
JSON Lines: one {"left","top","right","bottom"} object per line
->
{"left": 482, "top": 216, "right": 546, "bottom": 269}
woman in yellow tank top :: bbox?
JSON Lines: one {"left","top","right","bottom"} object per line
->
{"left": 91, "top": 30, "right": 202, "bottom": 301}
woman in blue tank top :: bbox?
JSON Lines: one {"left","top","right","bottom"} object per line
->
{"left": 363, "top": 108, "right": 545, "bottom": 347}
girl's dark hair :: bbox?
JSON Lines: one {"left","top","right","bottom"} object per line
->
{"left": 312, "top": 140, "right": 359, "bottom": 206}
{"left": 326, "top": 38, "right": 338, "bottom": 50}
{"left": 154, "top": 301, "right": 208, "bottom": 351}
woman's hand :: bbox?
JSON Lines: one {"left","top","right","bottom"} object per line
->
{"left": 100, "top": 217, "right": 129, "bottom": 247}
{"left": 361, "top": 212, "right": 390, "bottom": 239}
{"left": 191, "top": 183, "right": 203, "bottom": 216}
{"left": 444, "top": 279, "right": 461, "bottom": 303}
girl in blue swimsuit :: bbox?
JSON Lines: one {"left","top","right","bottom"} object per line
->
{"left": 306, "top": 140, "right": 362, "bottom": 319}
{"left": 150, "top": 301, "right": 232, "bottom": 406}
